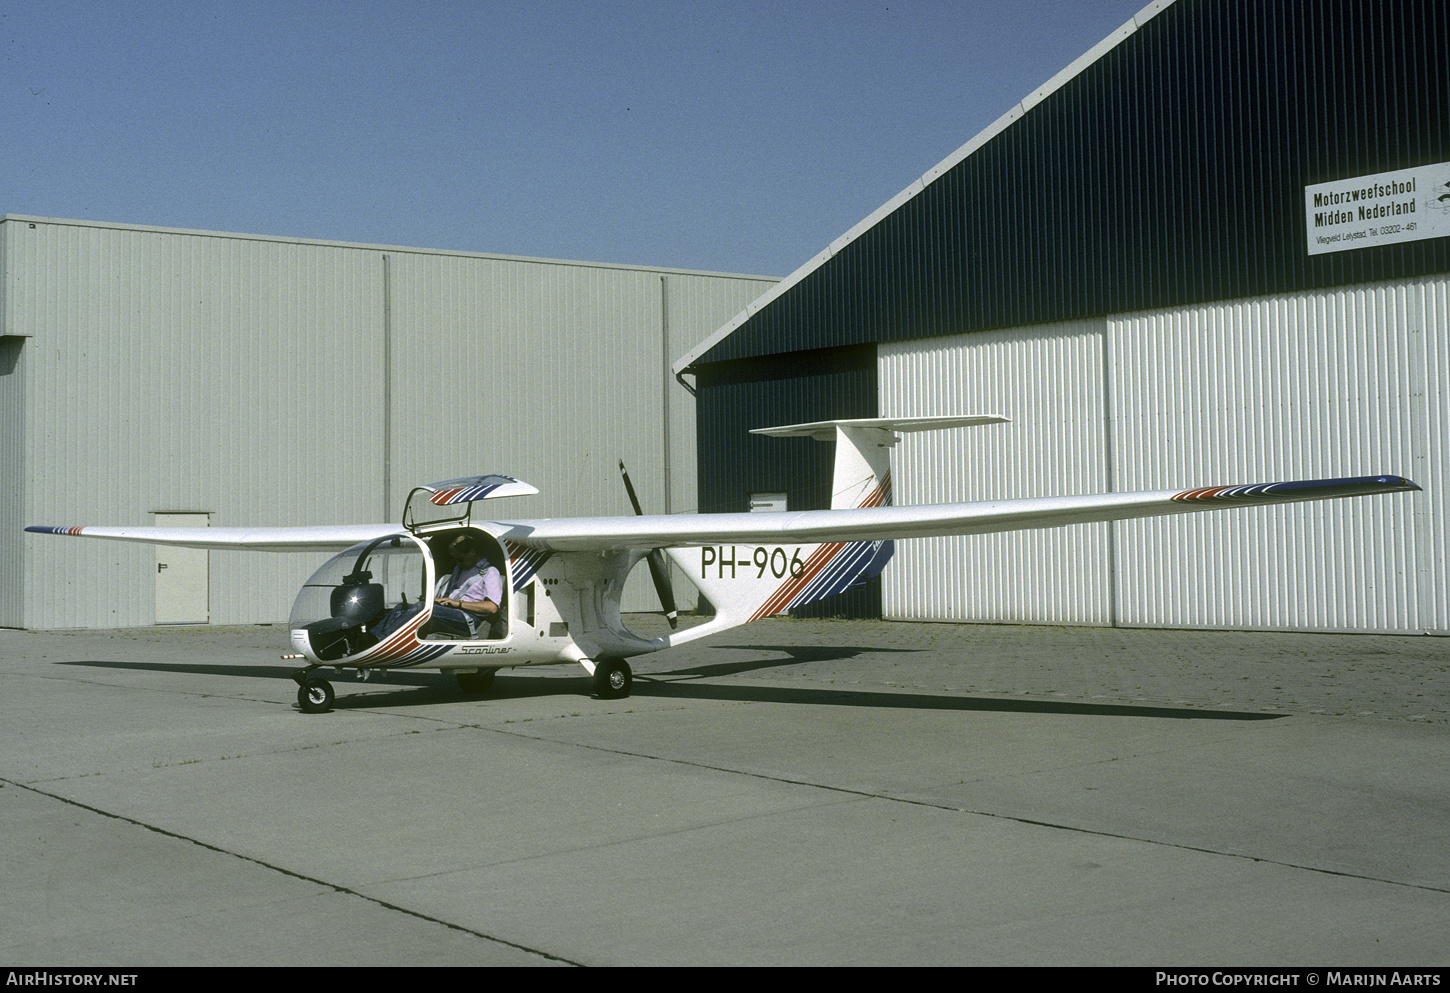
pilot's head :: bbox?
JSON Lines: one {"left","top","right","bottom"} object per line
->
{"left": 449, "top": 535, "right": 483, "bottom": 564}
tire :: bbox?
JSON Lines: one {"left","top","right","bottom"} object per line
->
{"left": 297, "top": 678, "right": 335, "bottom": 714}
{"left": 592, "top": 658, "right": 632, "bottom": 700}
{"left": 456, "top": 669, "right": 496, "bottom": 694}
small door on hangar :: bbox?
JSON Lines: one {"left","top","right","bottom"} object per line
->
{"left": 154, "top": 513, "right": 209, "bottom": 624}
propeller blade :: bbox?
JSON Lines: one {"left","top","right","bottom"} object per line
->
{"left": 619, "top": 460, "right": 679, "bottom": 628}
{"left": 618, "top": 459, "right": 646, "bottom": 516}
{"left": 645, "top": 549, "right": 679, "bottom": 629}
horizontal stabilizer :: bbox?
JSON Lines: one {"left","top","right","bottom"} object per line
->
{"left": 750, "top": 415, "right": 1008, "bottom": 441}
{"left": 752, "top": 414, "right": 1009, "bottom": 511}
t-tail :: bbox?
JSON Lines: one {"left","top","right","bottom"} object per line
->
{"left": 666, "top": 415, "right": 1007, "bottom": 626}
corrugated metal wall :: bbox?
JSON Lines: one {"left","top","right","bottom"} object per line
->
{"left": 388, "top": 254, "right": 662, "bottom": 523}
{"left": 11, "top": 220, "right": 386, "bottom": 629}
{"left": 880, "top": 273, "right": 1446, "bottom": 634}
{"left": 1110, "top": 278, "right": 1442, "bottom": 632}
{"left": 695, "top": 345, "right": 877, "bottom": 516}
{"left": 0, "top": 220, "right": 20, "bottom": 627}
{"left": 0, "top": 333, "right": 22, "bottom": 629}
{"left": 694, "top": 0, "right": 1450, "bottom": 368}
{"left": 4, "top": 217, "right": 774, "bottom": 628}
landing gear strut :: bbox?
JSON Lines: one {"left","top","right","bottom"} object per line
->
{"left": 592, "top": 658, "right": 633, "bottom": 699}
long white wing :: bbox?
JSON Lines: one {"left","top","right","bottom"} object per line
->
{"left": 27, "top": 475, "right": 1419, "bottom": 553}
{"left": 493, "top": 475, "right": 1419, "bottom": 550}
{"left": 25, "top": 523, "right": 400, "bottom": 552}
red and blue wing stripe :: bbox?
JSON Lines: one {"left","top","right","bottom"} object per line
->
{"left": 430, "top": 482, "right": 505, "bottom": 505}
{"left": 1171, "top": 475, "right": 1416, "bottom": 504}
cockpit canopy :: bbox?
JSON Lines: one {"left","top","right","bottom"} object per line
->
{"left": 290, "top": 533, "right": 430, "bottom": 660}
{"left": 289, "top": 525, "right": 512, "bottom": 662}
{"left": 402, "top": 473, "right": 539, "bottom": 532}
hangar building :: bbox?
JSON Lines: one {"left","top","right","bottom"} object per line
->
{"left": 1, "top": 215, "right": 775, "bottom": 629}
{"left": 674, "top": 0, "right": 1450, "bottom": 634}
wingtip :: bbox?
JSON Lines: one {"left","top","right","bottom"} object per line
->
{"left": 1371, "top": 475, "right": 1421, "bottom": 492}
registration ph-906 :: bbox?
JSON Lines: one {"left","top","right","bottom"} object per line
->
{"left": 702, "top": 545, "right": 806, "bottom": 579}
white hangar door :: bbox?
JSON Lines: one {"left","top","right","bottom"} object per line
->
{"left": 154, "top": 513, "right": 209, "bottom": 624}
{"left": 879, "top": 319, "right": 1115, "bottom": 627}
{"left": 879, "top": 276, "right": 1445, "bottom": 634}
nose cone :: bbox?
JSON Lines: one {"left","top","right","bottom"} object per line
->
{"left": 289, "top": 628, "right": 316, "bottom": 660}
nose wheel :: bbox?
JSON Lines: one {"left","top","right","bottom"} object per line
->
{"left": 293, "top": 670, "right": 335, "bottom": 713}
{"left": 592, "top": 658, "right": 633, "bottom": 699}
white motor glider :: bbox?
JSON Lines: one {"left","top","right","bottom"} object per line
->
{"left": 27, "top": 416, "right": 1419, "bottom": 713}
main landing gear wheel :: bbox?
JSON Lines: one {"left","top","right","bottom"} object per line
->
{"left": 456, "top": 670, "right": 496, "bottom": 694}
{"left": 297, "top": 678, "right": 335, "bottom": 714}
{"left": 593, "top": 658, "right": 633, "bottom": 700}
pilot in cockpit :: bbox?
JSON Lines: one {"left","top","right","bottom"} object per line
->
{"left": 429, "top": 534, "right": 503, "bottom": 638}
{"left": 367, "top": 533, "right": 503, "bottom": 642}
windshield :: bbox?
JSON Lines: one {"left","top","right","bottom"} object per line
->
{"left": 289, "top": 534, "right": 431, "bottom": 659}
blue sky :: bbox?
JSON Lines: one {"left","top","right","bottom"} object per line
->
{"left": 3, "top": 0, "right": 1150, "bottom": 277}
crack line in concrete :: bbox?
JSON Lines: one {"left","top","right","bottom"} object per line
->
{"left": 478, "top": 726, "right": 1450, "bottom": 897}
{"left": 0, "top": 777, "right": 583, "bottom": 967}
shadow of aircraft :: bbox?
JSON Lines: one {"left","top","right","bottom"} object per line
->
{"left": 59, "top": 659, "right": 441, "bottom": 686}
{"left": 653, "top": 643, "right": 919, "bottom": 679}
{"left": 629, "top": 675, "right": 1283, "bottom": 721}
{"left": 57, "top": 657, "right": 1281, "bottom": 722}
